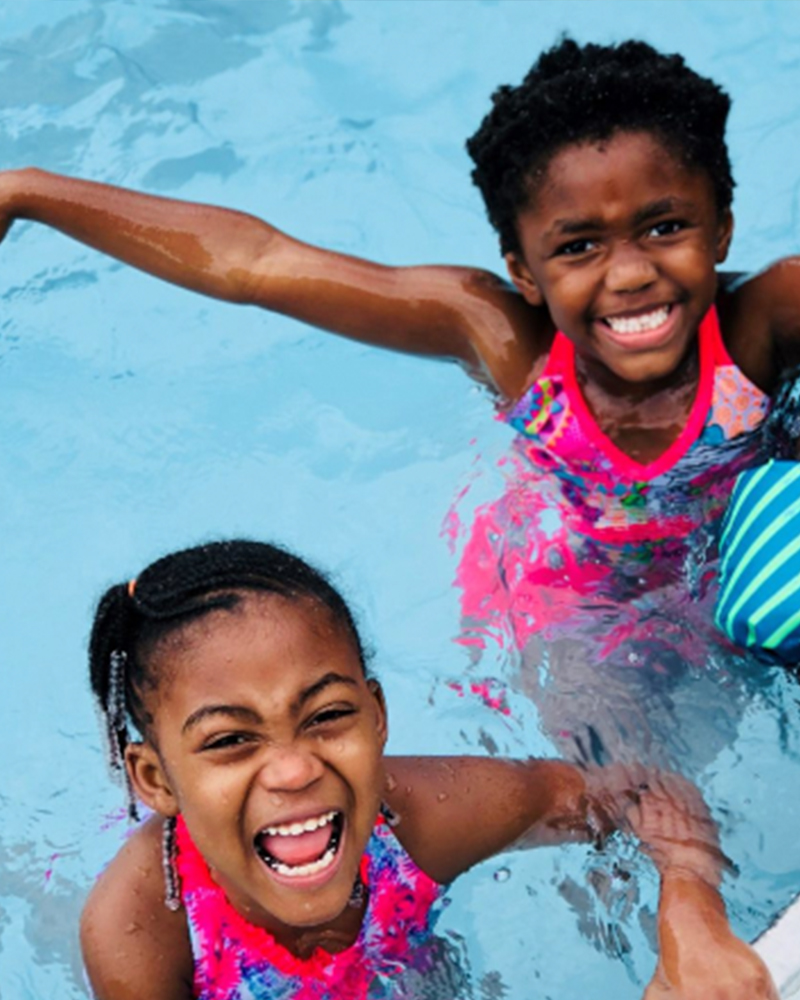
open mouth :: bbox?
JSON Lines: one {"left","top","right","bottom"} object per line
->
{"left": 254, "top": 810, "right": 344, "bottom": 879}
{"left": 601, "top": 304, "right": 672, "bottom": 336}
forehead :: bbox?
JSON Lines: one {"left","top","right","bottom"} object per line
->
{"left": 527, "top": 131, "right": 716, "bottom": 221}
{"left": 147, "top": 592, "right": 361, "bottom": 711}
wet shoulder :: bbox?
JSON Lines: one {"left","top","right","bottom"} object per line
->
{"left": 717, "top": 259, "right": 800, "bottom": 393}
{"left": 453, "top": 268, "right": 556, "bottom": 401}
{"left": 80, "top": 816, "right": 194, "bottom": 1000}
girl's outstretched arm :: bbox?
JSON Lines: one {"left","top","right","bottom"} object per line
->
{"left": 0, "top": 168, "right": 548, "bottom": 398}
{"left": 384, "top": 757, "right": 777, "bottom": 1000}
{"left": 382, "top": 755, "right": 601, "bottom": 884}
{"left": 80, "top": 817, "right": 194, "bottom": 1000}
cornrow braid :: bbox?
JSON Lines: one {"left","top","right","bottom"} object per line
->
{"left": 467, "top": 37, "right": 734, "bottom": 255}
{"left": 88, "top": 539, "right": 367, "bottom": 815}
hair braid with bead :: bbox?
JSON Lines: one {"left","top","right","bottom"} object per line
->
{"left": 88, "top": 539, "right": 368, "bottom": 816}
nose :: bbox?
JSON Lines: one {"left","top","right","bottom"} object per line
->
{"left": 259, "top": 744, "right": 325, "bottom": 793}
{"left": 604, "top": 241, "right": 658, "bottom": 294}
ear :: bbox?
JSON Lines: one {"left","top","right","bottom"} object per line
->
{"left": 125, "top": 741, "right": 179, "bottom": 817}
{"left": 504, "top": 252, "right": 544, "bottom": 307}
{"left": 366, "top": 679, "right": 389, "bottom": 749}
{"left": 715, "top": 209, "right": 734, "bottom": 263}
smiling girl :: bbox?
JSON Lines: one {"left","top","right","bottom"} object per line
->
{"left": 2, "top": 39, "right": 795, "bottom": 755}
{"left": 81, "top": 539, "right": 774, "bottom": 1000}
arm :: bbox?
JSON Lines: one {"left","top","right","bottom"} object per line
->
{"left": 80, "top": 817, "right": 194, "bottom": 1000}
{"left": 385, "top": 758, "right": 777, "bottom": 1000}
{"left": 718, "top": 256, "right": 800, "bottom": 394}
{"left": 383, "top": 755, "right": 604, "bottom": 884}
{"left": 0, "top": 168, "right": 549, "bottom": 398}
{"left": 625, "top": 773, "right": 778, "bottom": 1000}
{"left": 643, "top": 875, "right": 777, "bottom": 1000}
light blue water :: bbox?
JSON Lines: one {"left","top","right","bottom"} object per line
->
{"left": 3, "top": 1, "right": 800, "bottom": 997}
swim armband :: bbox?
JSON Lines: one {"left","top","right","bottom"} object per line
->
{"left": 716, "top": 460, "right": 800, "bottom": 664}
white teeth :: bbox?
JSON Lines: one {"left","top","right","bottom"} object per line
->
{"left": 271, "top": 846, "right": 337, "bottom": 878}
{"left": 264, "top": 810, "right": 336, "bottom": 838}
{"left": 605, "top": 306, "right": 670, "bottom": 335}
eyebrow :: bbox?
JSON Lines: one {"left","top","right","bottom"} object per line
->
{"left": 293, "top": 672, "right": 359, "bottom": 711}
{"left": 547, "top": 197, "right": 693, "bottom": 238}
{"left": 548, "top": 215, "right": 605, "bottom": 237}
{"left": 182, "top": 704, "right": 262, "bottom": 734}
{"left": 632, "top": 197, "right": 691, "bottom": 226}
{"left": 181, "top": 672, "right": 359, "bottom": 734}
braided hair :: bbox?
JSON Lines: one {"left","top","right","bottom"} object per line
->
{"left": 467, "top": 37, "right": 735, "bottom": 255}
{"left": 88, "top": 539, "right": 367, "bottom": 817}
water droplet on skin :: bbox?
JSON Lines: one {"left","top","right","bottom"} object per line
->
{"left": 385, "top": 773, "right": 397, "bottom": 792}
{"left": 494, "top": 867, "right": 511, "bottom": 882}
{"left": 436, "top": 792, "right": 448, "bottom": 802}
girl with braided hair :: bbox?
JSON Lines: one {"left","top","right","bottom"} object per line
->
{"left": 2, "top": 39, "right": 796, "bottom": 752}
{"left": 80, "top": 538, "right": 774, "bottom": 1000}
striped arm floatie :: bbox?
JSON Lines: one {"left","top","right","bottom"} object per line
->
{"left": 716, "top": 460, "right": 800, "bottom": 663}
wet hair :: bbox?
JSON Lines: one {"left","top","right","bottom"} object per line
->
{"left": 467, "top": 37, "right": 735, "bottom": 255}
{"left": 88, "top": 539, "right": 367, "bottom": 814}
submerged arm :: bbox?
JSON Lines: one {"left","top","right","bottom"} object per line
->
{"left": 384, "top": 758, "right": 777, "bottom": 1000}
{"left": 0, "top": 168, "right": 547, "bottom": 397}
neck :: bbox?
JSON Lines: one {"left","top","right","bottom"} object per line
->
{"left": 217, "top": 873, "right": 367, "bottom": 959}
{"left": 573, "top": 339, "right": 702, "bottom": 463}
{"left": 288, "top": 899, "right": 366, "bottom": 958}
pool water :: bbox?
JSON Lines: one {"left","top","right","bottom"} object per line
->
{"left": 3, "top": 1, "right": 800, "bottom": 997}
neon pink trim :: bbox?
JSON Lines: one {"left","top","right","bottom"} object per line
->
{"left": 560, "top": 307, "right": 720, "bottom": 481}
{"left": 541, "top": 327, "right": 571, "bottom": 378}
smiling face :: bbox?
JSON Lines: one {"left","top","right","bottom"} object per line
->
{"left": 505, "top": 131, "right": 733, "bottom": 391}
{"left": 125, "top": 590, "right": 387, "bottom": 942}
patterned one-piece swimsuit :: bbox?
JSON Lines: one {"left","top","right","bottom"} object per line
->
{"left": 175, "top": 815, "right": 448, "bottom": 1000}
{"left": 456, "top": 307, "right": 770, "bottom": 660}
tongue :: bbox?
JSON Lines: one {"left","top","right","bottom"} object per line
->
{"left": 261, "top": 824, "right": 333, "bottom": 867}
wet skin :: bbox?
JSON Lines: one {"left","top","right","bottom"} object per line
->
{"left": 7, "top": 148, "right": 800, "bottom": 463}
{"left": 79, "top": 585, "right": 776, "bottom": 999}
{"left": 506, "top": 132, "right": 732, "bottom": 390}
{"left": 504, "top": 132, "right": 733, "bottom": 462}
{"left": 126, "top": 592, "right": 388, "bottom": 953}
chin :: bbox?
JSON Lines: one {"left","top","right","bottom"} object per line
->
{"left": 608, "top": 349, "right": 686, "bottom": 384}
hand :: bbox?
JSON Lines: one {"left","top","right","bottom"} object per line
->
{"left": 618, "top": 769, "right": 727, "bottom": 885}
{"left": 601, "top": 771, "right": 778, "bottom": 999}
{"left": 642, "top": 931, "right": 778, "bottom": 1000}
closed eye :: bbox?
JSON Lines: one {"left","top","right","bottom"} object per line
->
{"left": 307, "top": 705, "right": 358, "bottom": 729}
{"left": 201, "top": 732, "right": 256, "bottom": 752}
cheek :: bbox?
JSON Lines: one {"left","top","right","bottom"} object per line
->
{"left": 540, "top": 275, "right": 596, "bottom": 335}
{"left": 170, "top": 760, "right": 247, "bottom": 820}
{"left": 333, "top": 734, "right": 384, "bottom": 798}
